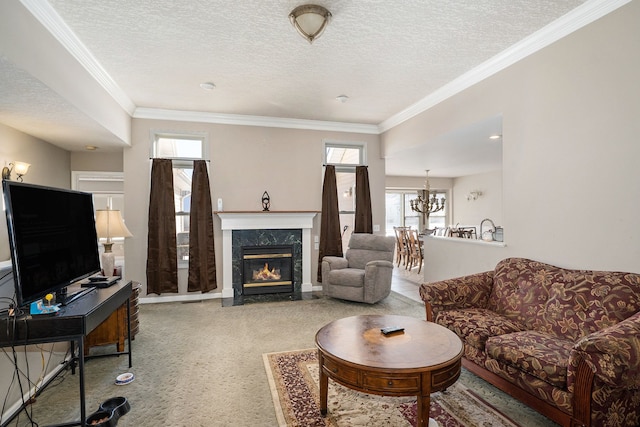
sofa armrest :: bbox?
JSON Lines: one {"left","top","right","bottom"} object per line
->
{"left": 570, "top": 311, "right": 640, "bottom": 389}
{"left": 419, "top": 270, "right": 494, "bottom": 321}
{"left": 322, "top": 256, "right": 348, "bottom": 270}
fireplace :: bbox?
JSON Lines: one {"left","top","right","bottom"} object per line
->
{"left": 217, "top": 211, "right": 317, "bottom": 299}
{"left": 241, "top": 245, "right": 294, "bottom": 295}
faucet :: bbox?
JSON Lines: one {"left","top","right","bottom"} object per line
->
{"left": 480, "top": 218, "right": 496, "bottom": 241}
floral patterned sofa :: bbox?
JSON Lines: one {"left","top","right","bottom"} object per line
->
{"left": 419, "top": 257, "right": 640, "bottom": 427}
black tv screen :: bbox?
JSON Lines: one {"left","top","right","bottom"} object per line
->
{"left": 3, "top": 181, "right": 101, "bottom": 307}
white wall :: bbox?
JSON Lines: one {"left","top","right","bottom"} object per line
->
{"left": 70, "top": 151, "right": 123, "bottom": 172}
{"left": 0, "top": 123, "right": 71, "bottom": 262}
{"left": 124, "top": 119, "right": 385, "bottom": 298}
{"left": 383, "top": 1, "right": 640, "bottom": 281}
{"left": 385, "top": 175, "right": 453, "bottom": 193}
{"left": 451, "top": 171, "right": 502, "bottom": 232}
{"left": 0, "top": 124, "right": 72, "bottom": 424}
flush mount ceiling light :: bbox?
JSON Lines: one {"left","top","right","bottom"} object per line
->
{"left": 336, "top": 94, "right": 349, "bottom": 103}
{"left": 489, "top": 134, "right": 502, "bottom": 140}
{"left": 289, "top": 4, "right": 332, "bottom": 43}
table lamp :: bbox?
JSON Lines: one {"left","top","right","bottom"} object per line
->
{"left": 95, "top": 207, "right": 132, "bottom": 276}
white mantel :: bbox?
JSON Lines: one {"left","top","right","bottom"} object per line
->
{"left": 217, "top": 211, "right": 317, "bottom": 298}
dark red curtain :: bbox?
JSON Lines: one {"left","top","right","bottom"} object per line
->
{"left": 146, "top": 159, "right": 178, "bottom": 294}
{"left": 318, "top": 165, "right": 343, "bottom": 282}
{"left": 188, "top": 160, "right": 217, "bottom": 293}
{"left": 354, "top": 165, "right": 373, "bottom": 233}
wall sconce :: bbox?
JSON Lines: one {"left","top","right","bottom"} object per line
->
{"left": 466, "top": 191, "right": 483, "bottom": 201}
{"left": 2, "top": 161, "right": 31, "bottom": 182}
{"left": 289, "top": 4, "right": 332, "bottom": 43}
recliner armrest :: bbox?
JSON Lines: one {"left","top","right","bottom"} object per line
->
{"left": 322, "top": 256, "right": 348, "bottom": 270}
{"left": 570, "top": 311, "right": 640, "bottom": 389}
{"left": 365, "top": 260, "right": 394, "bottom": 269}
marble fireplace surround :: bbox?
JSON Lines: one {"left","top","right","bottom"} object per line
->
{"left": 217, "top": 211, "right": 317, "bottom": 298}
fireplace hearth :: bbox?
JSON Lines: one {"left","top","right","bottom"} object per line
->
{"left": 242, "top": 245, "right": 294, "bottom": 295}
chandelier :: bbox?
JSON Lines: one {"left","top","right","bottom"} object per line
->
{"left": 410, "top": 170, "right": 445, "bottom": 230}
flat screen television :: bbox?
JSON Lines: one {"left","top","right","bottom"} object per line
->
{"left": 3, "top": 180, "right": 101, "bottom": 307}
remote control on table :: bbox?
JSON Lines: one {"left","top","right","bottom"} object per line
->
{"left": 380, "top": 326, "right": 405, "bottom": 335}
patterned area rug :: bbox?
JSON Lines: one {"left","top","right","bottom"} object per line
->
{"left": 263, "top": 349, "right": 521, "bottom": 427}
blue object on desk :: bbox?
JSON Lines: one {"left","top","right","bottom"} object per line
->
{"left": 30, "top": 300, "right": 61, "bottom": 315}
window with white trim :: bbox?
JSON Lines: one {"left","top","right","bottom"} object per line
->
{"left": 324, "top": 142, "right": 366, "bottom": 249}
{"left": 385, "top": 190, "right": 447, "bottom": 235}
{"left": 151, "top": 132, "right": 207, "bottom": 268}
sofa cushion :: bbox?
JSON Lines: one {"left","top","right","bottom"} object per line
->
{"left": 435, "top": 308, "right": 526, "bottom": 350}
{"left": 533, "top": 270, "right": 640, "bottom": 341}
{"left": 486, "top": 331, "right": 574, "bottom": 389}
{"left": 488, "top": 258, "right": 555, "bottom": 327}
{"left": 327, "top": 268, "right": 364, "bottom": 288}
{"left": 488, "top": 258, "right": 640, "bottom": 342}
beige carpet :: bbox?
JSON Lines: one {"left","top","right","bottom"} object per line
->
{"left": 3, "top": 292, "right": 557, "bottom": 427}
{"left": 264, "top": 348, "right": 521, "bottom": 427}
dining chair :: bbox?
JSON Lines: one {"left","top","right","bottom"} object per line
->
{"left": 406, "top": 229, "right": 424, "bottom": 274}
{"left": 393, "top": 226, "right": 410, "bottom": 268}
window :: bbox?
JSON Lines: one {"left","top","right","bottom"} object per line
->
{"left": 151, "top": 134, "right": 205, "bottom": 159}
{"left": 324, "top": 142, "right": 365, "bottom": 249}
{"left": 152, "top": 132, "right": 207, "bottom": 268}
{"left": 385, "top": 190, "right": 447, "bottom": 235}
{"left": 427, "top": 192, "right": 447, "bottom": 229}
{"left": 173, "top": 162, "right": 193, "bottom": 266}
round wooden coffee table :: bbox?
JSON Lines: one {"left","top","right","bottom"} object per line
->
{"left": 315, "top": 314, "right": 463, "bottom": 427}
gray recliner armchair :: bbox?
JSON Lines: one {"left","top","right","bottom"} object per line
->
{"left": 321, "top": 233, "right": 396, "bottom": 304}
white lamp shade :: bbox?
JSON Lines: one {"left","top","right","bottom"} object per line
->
{"left": 95, "top": 209, "right": 133, "bottom": 239}
{"left": 13, "top": 162, "right": 30, "bottom": 176}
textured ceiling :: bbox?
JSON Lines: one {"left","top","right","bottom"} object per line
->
{"left": 0, "top": 0, "right": 602, "bottom": 176}
{"left": 47, "top": 0, "right": 586, "bottom": 124}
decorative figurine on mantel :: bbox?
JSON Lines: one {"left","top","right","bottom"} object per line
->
{"left": 262, "top": 191, "right": 271, "bottom": 211}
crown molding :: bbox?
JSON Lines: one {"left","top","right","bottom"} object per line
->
{"left": 379, "top": 0, "right": 631, "bottom": 133}
{"left": 20, "top": 0, "right": 136, "bottom": 115}
{"left": 134, "top": 108, "right": 381, "bottom": 134}
{"left": 21, "top": 0, "right": 628, "bottom": 135}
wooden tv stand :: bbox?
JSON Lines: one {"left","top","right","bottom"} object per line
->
{"left": 84, "top": 281, "right": 140, "bottom": 355}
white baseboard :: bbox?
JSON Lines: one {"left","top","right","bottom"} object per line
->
{"left": 139, "top": 292, "right": 222, "bottom": 304}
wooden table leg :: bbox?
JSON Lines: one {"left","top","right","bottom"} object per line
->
{"left": 417, "top": 393, "right": 430, "bottom": 427}
{"left": 319, "top": 352, "right": 328, "bottom": 416}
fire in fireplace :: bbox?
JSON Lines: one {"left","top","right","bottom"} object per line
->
{"left": 242, "top": 245, "right": 294, "bottom": 295}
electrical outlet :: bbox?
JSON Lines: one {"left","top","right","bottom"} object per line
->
{"left": 373, "top": 224, "right": 380, "bottom": 232}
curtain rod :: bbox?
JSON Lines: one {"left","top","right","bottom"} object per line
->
{"left": 149, "top": 158, "right": 210, "bottom": 162}
{"left": 322, "top": 164, "right": 368, "bottom": 167}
